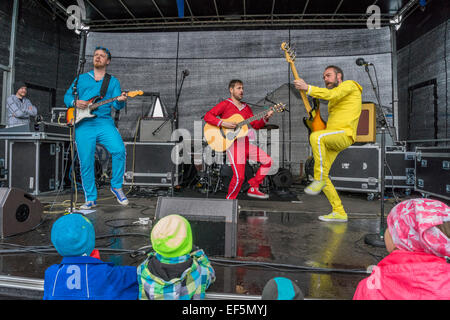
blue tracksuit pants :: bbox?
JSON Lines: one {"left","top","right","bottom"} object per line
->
{"left": 75, "top": 118, "right": 125, "bottom": 202}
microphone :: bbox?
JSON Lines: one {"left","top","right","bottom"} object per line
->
{"left": 182, "top": 69, "right": 190, "bottom": 77}
{"left": 356, "top": 58, "right": 372, "bottom": 66}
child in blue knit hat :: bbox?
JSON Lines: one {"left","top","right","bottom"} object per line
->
{"left": 43, "top": 213, "right": 138, "bottom": 300}
{"left": 261, "top": 277, "right": 304, "bottom": 300}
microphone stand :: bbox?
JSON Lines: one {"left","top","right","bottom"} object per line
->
{"left": 69, "top": 29, "right": 88, "bottom": 213}
{"left": 173, "top": 71, "right": 188, "bottom": 130}
{"left": 362, "top": 63, "right": 387, "bottom": 247}
{"left": 151, "top": 71, "right": 187, "bottom": 136}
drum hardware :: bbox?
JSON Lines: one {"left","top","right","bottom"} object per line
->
{"left": 262, "top": 124, "right": 279, "bottom": 130}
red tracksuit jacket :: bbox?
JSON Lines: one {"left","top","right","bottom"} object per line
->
{"left": 204, "top": 99, "right": 266, "bottom": 131}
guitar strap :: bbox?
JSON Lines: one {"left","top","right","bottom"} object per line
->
{"left": 99, "top": 73, "right": 111, "bottom": 99}
{"left": 100, "top": 73, "right": 121, "bottom": 126}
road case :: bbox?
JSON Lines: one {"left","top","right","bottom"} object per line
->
{"left": 329, "top": 144, "right": 381, "bottom": 195}
{"left": 124, "top": 141, "right": 182, "bottom": 187}
{"left": 4, "top": 140, "right": 66, "bottom": 195}
{"left": 415, "top": 146, "right": 450, "bottom": 200}
{"left": 385, "top": 147, "right": 415, "bottom": 191}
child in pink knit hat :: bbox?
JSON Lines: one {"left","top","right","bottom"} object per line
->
{"left": 354, "top": 198, "right": 450, "bottom": 300}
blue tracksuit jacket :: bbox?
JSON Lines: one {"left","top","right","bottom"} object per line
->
{"left": 43, "top": 256, "right": 138, "bottom": 300}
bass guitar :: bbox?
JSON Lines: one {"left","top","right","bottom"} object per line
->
{"left": 66, "top": 90, "right": 143, "bottom": 125}
{"left": 204, "top": 103, "right": 286, "bottom": 152}
{"left": 281, "top": 42, "right": 326, "bottom": 134}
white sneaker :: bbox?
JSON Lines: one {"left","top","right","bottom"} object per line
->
{"left": 80, "top": 201, "right": 97, "bottom": 210}
{"left": 111, "top": 187, "right": 129, "bottom": 206}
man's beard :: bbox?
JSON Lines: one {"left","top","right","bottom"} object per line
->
{"left": 325, "top": 80, "right": 339, "bottom": 89}
{"left": 233, "top": 93, "right": 243, "bottom": 101}
{"left": 94, "top": 61, "right": 106, "bottom": 68}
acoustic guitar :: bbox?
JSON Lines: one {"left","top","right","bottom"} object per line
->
{"left": 66, "top": 90, "right": 143, "bottom": 125}
{"left": 281, "top": 42, "right": 326, "bottom": 134}
{"left": 204, "top": 103, "right": 286, "bottom": 152}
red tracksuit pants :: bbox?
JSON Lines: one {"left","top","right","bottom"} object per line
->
{"left": 225, "top": 138, "right": 272, "bottom": 199}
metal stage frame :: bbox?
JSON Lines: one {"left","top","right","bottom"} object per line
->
{"left": 37, "top": 0, "right": 421, "bottom": 31}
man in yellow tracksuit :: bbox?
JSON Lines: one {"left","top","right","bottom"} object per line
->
{"left": 294, "top": 66, "right": 362, "bottom": 222}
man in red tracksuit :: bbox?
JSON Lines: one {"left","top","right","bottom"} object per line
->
{"left": 204, "top": 79, "right": 274, "bottom": 200}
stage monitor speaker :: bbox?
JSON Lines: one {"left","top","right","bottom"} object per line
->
{"left": 0, "top": 188, "right": 43, "bottom": 238}
{"left": 155, "top": 197, "right": 238, "bottom": 257}
{"left": 355, "top": 102, "right": 376, "bottom": 143}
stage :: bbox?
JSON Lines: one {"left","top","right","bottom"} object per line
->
{"left": 0, "top": 181, "right": 398, "bottom": 300}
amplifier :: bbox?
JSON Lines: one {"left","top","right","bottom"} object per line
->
{"left": 139, "top": 118, "right": 173, "bottom": 142}
{"left": 124, "top": 141, "right": 182, "bottom": 187}
{"left": 355, "top": 103, "right": 376, "bottom": 143}
{"left": 0, "top": 121, "right": 70, "bottom": 136}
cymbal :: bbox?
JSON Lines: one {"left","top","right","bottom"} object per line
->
{"left": 262, "top": 124, "right": 279, "bottom": 130}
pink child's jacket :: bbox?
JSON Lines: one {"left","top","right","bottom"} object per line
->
{"left": 353, "top": 250, "right": 450, "bottom": 300}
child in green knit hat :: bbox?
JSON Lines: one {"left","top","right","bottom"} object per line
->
{"left": 137, "top": 214, "right": 216, "bottom": 300}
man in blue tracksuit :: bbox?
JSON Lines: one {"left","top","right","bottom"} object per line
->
{"left": 64, "top": 46, "right": 128, "bottom": 209}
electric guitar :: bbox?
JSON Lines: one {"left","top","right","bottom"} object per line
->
{"left": 204, "top": 103, "right": 286, "bottom": 152}
{"left": 281, "top": 42, "right": 327, "bottom": 134}
{"left": 66, "top": 90, "right": 143, "bottom": 125}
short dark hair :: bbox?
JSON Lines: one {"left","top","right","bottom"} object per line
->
{"left": 229, "top": 79, "right": 243, "bottom": 89}
{"left": 325, "top": 65, "right": 344, "bottom": 81}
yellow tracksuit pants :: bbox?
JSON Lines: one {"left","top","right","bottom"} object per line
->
{"left": 310, "top": 129, "right": 353, "bottom": 215}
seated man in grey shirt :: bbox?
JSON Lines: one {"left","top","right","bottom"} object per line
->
{"left": 6, "top": 82, "right": 37, "bottom": 127}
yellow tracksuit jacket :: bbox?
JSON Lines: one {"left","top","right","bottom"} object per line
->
{"left": 306, "top": 80, "right": 363, "bottom": 215}
{"left": 307, "top": 80, "right": 363, "bottom": 141}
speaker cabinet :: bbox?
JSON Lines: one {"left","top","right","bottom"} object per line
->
{"left": 0, "top": 188, "right": 43, "bottom": 238}
{"left": 355, "top": 102, "right": 376, "bottom": 143}
{"left": 155, "top": 197, "right": 238, "bottom": 257}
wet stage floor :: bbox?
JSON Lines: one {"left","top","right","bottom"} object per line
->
{"left": 0, "top": 183, "right": 398, "bottom": 300}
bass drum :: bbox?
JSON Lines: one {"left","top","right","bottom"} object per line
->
{"left": 219, "top": 162, "right": 254, "bottom": 193}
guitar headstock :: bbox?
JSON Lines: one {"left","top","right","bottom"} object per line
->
{"left": 271, "top": 103, "right": 286, "bottom": 113}
{"left": 281, "top": 42, "right": 296, "bottom": 64}
{"left": 127, "top": 90, "right": 144, "bottom": 98}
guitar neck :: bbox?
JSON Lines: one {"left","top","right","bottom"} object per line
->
{"left": 238, "top": 108, "right": 272, "bottom": 127}
{"left": 289, "top": 62, "right": 312, "bottom": 114}
{"left": 89, "top": 96, "right": 120, "bottom": 111}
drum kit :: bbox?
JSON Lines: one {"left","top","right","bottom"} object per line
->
{"left": 183, "top": 124, "right": 293, "bottom": 196}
